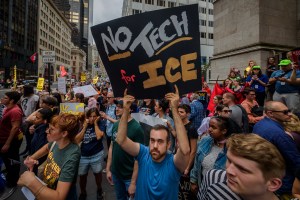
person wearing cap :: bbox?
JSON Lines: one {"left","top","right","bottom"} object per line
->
{"left": 246, "top": 65, "right": 269, "bottom": 106}
{"left": 105, "top": 99, "right": 144, "bottom": 200}
{"left": 269, "top": 59, "right": 300, "bottom": 117}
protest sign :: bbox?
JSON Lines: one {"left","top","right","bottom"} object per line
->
{"left": 73, "top": 85, "right": 98, "bottom": 97}
{"left": 291, "top": 48, "right": 300, "bottom": 70}
{"left": 60, "top": 103, "right": 84, "bottom": 115}
{"left": 131, "top": 113, "right": 167, "bottom": 145}
{"left": 57, "top": 77, "right": 67, "bottom": 94}
{"left": 91, "top": 4, "right": 201, "bottom": 99}
{"left": 36, "top": 78, "right": 44, "bottom": 91}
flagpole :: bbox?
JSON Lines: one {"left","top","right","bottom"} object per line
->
{"left": 13, "top": 65, "right": 17, "bottom": 90}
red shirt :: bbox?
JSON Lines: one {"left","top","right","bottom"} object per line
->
{"left": 0, "top": 105, "right": 22, "bottom": 144}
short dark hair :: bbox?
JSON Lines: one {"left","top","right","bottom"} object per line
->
{"left": 243, "top": 88, "right": 256, "bottom": 95}
{"left": 5, "top": 91, "right": 21, "bottom": 104}
{"left": 86, "top": 107, "right": 100, "bottom": 117}
{"left": 42, "top": 96, "right": 58, "bottom": 106}
{"left": 150, "top": 124, "right": 171, "bottom": 141}
{"left": 75, "top": 93, "right": 84, "bottom": 102}
{"left": 23, "top": 85, "right": 34, "bottom": 97}
{"left": 157, "top": 99, "right": 169, "bottom": 113}
{"left": 178, "top": 104, "right": 191, "bottom": 113}
{"left": 38, "top": 108, "right": 54, "bottom": 123}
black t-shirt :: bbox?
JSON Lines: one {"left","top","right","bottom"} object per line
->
{"left": 81, "top": 122, "right": 104, "bottom": 156}
{"left": 184, "top": 122, "right": 198, "bottom": 143}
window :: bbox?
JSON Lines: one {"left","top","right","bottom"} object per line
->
{"left": 200, "top": 7, "right": 206, "bottom": 14}
{"left": 133, "top": 0, "right": 142, "bottom": 2}
{"left": 157, "top": 0, "right": 165, "bottom": 6}
{"left": 201, "top": 56, "right": 207, "bottom": 65}
{"left": 208, "top": 21, "right": 213, "bottom": 27}
{"left": 132, "top": 9, "right": 141, "bottom": 14}
{"left": 145, "top": 0, "right": 154, "bottom": 5}
{"left": 200, "top": 20, "right": 206, "bottom": 26}
{"left": 200, "top": 32, "right": 206, "bottom": 38}
{"left": 208, "top": 9, "right": 213, "bottom": 15}
{"left": 208, "top": 33, "right": 213, "bottom": 39}
{"left": 168, "top": 2, "right": 175, "bottom": 7}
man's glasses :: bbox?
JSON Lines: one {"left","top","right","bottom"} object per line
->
{"left": 107, "top": 97, "right": 114, "bottom": 99}
{"left": 270, "top": 109, "right": 291, "bottom": 115}
{"left": 222, "top": 110, "right": 232, "bottom": 113}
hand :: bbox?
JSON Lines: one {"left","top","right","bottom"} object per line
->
{"left": 165, "top": 85, "right": 179, "bottom": 109}
{"left": 17, "top": 171, "right": 36, "bottom": 187}
{"left": 24, "top": 156, "right": 39, "bottom": 172}
{"left": 100, "top": 111, "right": 107, "bottom": 119}
{"left": 278, "top": 77, "right": 288, "bottom": 82}
{"left": 106, "top": 170, "right": 114, "bottom": 186}
{"left": 128, "top": 182, "right": 136, "bottom": 198}
{"left": 29, "top": 125, "right": 35, "bottom": 134}
{"left": 123, "top": 89, "right": 135, "bottom": 110}
{"left": 190, "top": 182, "right": 198, "bottom": 194}
{"left": 94, "top": 116, "right": 100, "bottom": 125}
{"left": 183, "top": 169, "right": 189, "bottom": 176}
{"left": 1, "top": 144, "right": 10, "bottom": 153}
{"left": 83, "top": 119, "right": 89, "bottom": 129}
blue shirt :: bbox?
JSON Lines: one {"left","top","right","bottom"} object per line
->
{"left": 253, "top": 117, "right": 300, "bottom": 194}
{"left": 135, "top": 144, "right": 181, "bottom": 200}
{"left": 105, "top": 104, "right": 117, "bottom": 137}
{"left": 190, "top": 136, "right": 227, "bottom": 187}
{"left": 189, "top": 100, "right": 205, "bottom": 129}
{"left": 246, "top": 74, "right": 269, "bottom": 92}
{"left": 271, "top": 70, "right": 300, "bottom": 93}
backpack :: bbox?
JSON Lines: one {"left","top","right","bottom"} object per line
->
{"left": 236, "top": 104, "right": 250, "bottom": 133}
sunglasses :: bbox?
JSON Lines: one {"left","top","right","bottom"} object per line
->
{"left": 222, "top": 110, "right": 232, "bottom": 113}
{"left": 270, "top": 109, "right": 291, "bottom": 115}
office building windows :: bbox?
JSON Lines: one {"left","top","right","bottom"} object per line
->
{"left": 201, "top": 32, "right": 206, "bottom": 38}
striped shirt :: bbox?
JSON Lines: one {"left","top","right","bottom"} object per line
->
{"left": 197, "top": 169, "right": 242, "bottom": 200}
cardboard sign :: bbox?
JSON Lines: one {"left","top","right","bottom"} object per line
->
{"left": 178, "top": 176, "right": 197, "bottom": 200}
{"left": 60, "top": 103, "right": 84, "bottom": 115}
{"left": 73, "top": 85, "right": 98, "bottom": 97}
{"left": 91, "top": 4, "right": 201, "bottom": 98}
{"left": 57, "top": 77, "right": 67, "bottom": 94}
{"left": 36, "top": 78, "right": 45, "bottom": 91}
{"left": 81, "top": 73, "right": 86, "bottom": 82}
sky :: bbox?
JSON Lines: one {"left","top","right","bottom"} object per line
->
{"left": 93, "top": 0, "right": 124, "bottom": 25}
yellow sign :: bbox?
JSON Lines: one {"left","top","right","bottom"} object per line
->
{"left": 93, "top": 76, "right": 98, "bottom": 84}
{"left": 81, "top": 73, "right": 86, "bottom": 82}
{"left": 60, "top": 103, "right": 84, "bottom": 115}
{"left": 36, "top": 78, "right": 45, "bottom": 91}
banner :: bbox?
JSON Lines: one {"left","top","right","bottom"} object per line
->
{"left": 291, "top": 48, "right": 300, "bottom": 70}
{"left": 30, "top": 52, "right": 37, "bottom": 63}
{"left": 57, "top": 77, "right": 67, "bottom": 94}
{"left": 73, "top": 85, "right": 98, "bottom": 97}
{"left": 91, "top": 4, "right": 201, "bottom": 99}
{"left": 60, "top": 103, "right": 84, "bottom": 115}
{"left": 36, "top": 78, "right": 45, "bottom": 91}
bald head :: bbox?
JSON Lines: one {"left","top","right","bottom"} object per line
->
{"left": 264, "top": 101, "right": 287, "bottom": 112}
{"left": 264, "top": 101, "right": 291, "bottom": 123}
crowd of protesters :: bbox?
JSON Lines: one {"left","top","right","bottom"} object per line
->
{"left": 0, "top": 53, "right": 299, "bottom": 200}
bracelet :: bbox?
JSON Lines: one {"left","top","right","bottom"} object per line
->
{"left": 35, "top": 185, "right": 46, "bottom": 199}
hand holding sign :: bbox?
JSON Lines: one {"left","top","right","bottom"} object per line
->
{"left": 123, "top": 89, "right": 135, "bottom": 110}
{"left": 165, "top": 85, "right": 180, "bottom": 110}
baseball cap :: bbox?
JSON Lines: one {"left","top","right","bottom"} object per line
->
{"left": 278, "top": 59, "right": 292, "bottom": 66}
{"left": 252, "top": 65, "right": 261, "bottom": 70}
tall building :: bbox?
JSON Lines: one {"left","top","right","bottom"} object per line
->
{"left": 122, "top": 0, "right": 214, "bottom": 67}
{"left": 37, "top": 0, "right": 72, "bottom": 81}
{"left": 71, "top": 44, "right": 86, "bottom": 80}
{"left": 209, "top": 0, "right": 300, "bottom": 81}
{"left": 0, "top": 0, "right": 38, "bottom": 81}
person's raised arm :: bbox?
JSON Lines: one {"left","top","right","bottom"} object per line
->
{"left": 94, "top": 116, "right": 104, "bottom": 140}
{"left": 115, "top": 90, "right": 140, "bottom": 157}
{"left": 290, "top": 66, "right": 300, "bottom": 85}
{"left": 165, "top": 85, "right": 190, "bottom": 173}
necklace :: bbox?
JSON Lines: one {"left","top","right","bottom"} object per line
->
{"left": 216, "top": 139, "right": 227, "bottom": 147}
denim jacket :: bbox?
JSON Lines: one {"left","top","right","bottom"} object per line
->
{"left": 190, "top": 136, "right": 227, "bottom": 187}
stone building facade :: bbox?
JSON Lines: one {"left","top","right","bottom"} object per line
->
{"left": 209, "top": 0, "right": 300, "bottom": 81}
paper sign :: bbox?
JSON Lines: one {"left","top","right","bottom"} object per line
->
{"left": 91, "top": 4, "right": 201, "bottom": 98}
{"left": 57, "top": 77, "right": 67, "bottom": 94}
{"left": 81, "top": 73, "right": 86, "bottom": 82}
{"left": 73, "top": 85, "right": 98, "bottom": 97}
{"left": 36, "top": 78, "right": 45, "bottom": 91}
{"left": 60, "top": 103, "right": 85, "bottom": 115}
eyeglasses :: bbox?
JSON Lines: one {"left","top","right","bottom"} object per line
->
{"left": 222, "top": 110, "right": 232, "bottom": 113}
{"left": 249, "top": 94, "right": 256, "bottom": 96}
{"left": 270, "top": 109, "right": 291, "bottom": 115}
{"left": 107, "top": 97, "right": 114, "bottom": 99}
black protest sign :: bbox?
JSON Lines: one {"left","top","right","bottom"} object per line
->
{"left": 178, "top": 176, "right": 197, "bottom": 200}
{"left": 91, "top": 4, "right": 201, "bottom": 98}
